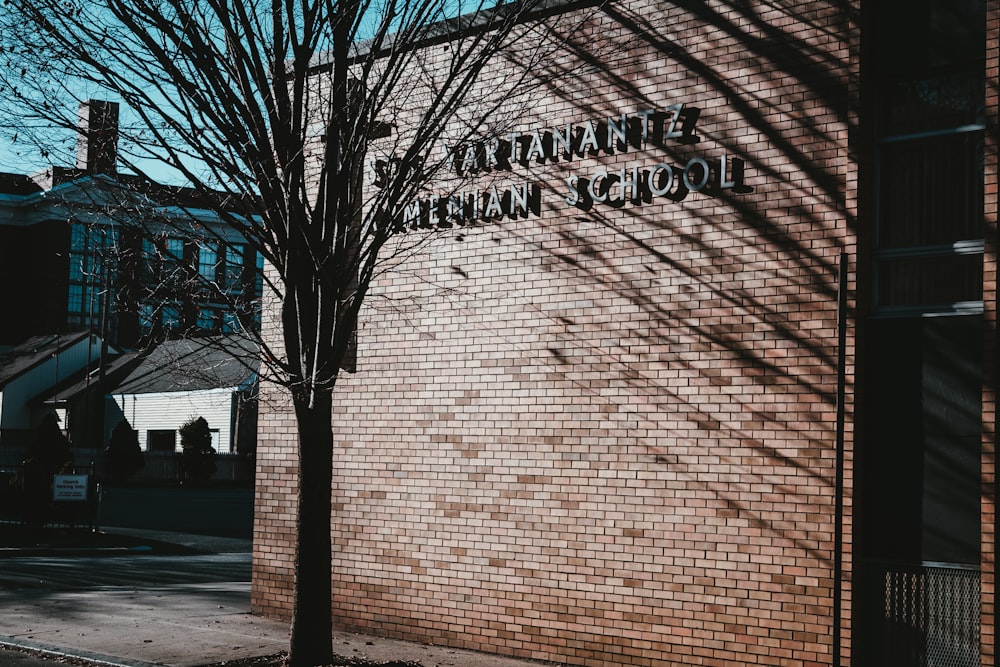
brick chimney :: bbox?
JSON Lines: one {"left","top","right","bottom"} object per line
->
{"left": 76, "top": 100, "right": 119, "bottom": 175}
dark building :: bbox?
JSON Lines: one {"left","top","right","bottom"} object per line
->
{"left": 0, "top": 100, "right": 262, "bottom": 350}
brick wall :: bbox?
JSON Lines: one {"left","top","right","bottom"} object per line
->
{"left": 982, "top": 1, "right": 1000, "bottom": 663}
{"left": 253, "top": 1, "right": 861, "bottom": 665}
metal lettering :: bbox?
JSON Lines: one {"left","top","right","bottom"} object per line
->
{"left": 648, "top": 163, "right": 675, "bottom": 196}
{"left": 718, "top": 154, "right": 736, "bottom": 189}
{"left": 448, "top": 195, "right": 464, "bottom": 223}
{"left": 460, "top": 145, "right": 478, "bottom": 174}
{"left": 427, "top": 195, "right": 441, "bottom": 225}
{"left": 485, "top": 138, "right": 501, "bottom": 170}
{"left": 578, "top": 121, "right": 600, "bottom": 156}
{"left": 637, "top": 109, "right": 655, "bottom": 146}
{"left": 525, "top": 131, "right": 546, "bottom": 162}
{"left": 664, "top": 103, "right": 684, "bottom": 140}
{"left": 470, "top": 190, "right": 481, "bottom": 220}
{"left": 404, "top": 200, "right": 422, "bottom": 228}
{"left": 551, "top": 124, "right": 572, "bottom": 160}
{"left": 510, "top": 182, "right": 530, "bottom": 216}
{"left": 607, "top": 114, "right": 628, "bottom": 151}
{"left": 618, "top": 166, "right": 640, "bottom": 201}
{"left": 588, "top": 170, "right": 609, "bottom": 203}
{"left": 682, "top": 157, "right": 710, "bottom": 191}
{"left": 564, "top": 175, "right": 580, "bottom": 206}
{"left": 506, "top": 131, "right": 522, "bottom": 162}
{"left": 484, "top": 186, "right": 504, "bottom": 218}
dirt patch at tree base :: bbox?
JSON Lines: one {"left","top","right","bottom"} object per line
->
{"left": 198, "top": 653, "right": 424, "bottom": 667}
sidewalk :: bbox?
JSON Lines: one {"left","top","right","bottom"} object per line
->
{"left": 0, "top": 527, "right": 551, "bottom": 667}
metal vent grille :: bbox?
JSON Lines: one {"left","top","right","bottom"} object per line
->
{"left": 869, "top": 562, "right": 980, "bottom": 667}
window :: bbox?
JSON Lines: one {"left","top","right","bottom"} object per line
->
{"left": 863, "top": 316, "right": 982, "bottom": 564}
{"left": 221, "top": 309, "right": 240, "bottom": 333}
{"left": 66, "top": 224, "right": 120, "bottom": 331}
{"left": 872, "top": 2, "right": 986, "bottom": 315}
{"left": 224, "top": 244, "right": 245, "bottom": 292}
{"left": 254, "top": 252, "right": 264, "bottom": 294}
{"left": 860, "top": 1, "right": 986, "bottom": 662}
{"left": 198, "top": 306, "right": 218, "bottom": 331}
{"left": 163, "top": 237, "right": 185, "bottom": 278}
{"left": 876, "top": 253, "right": 982, "bottom": 308}
{"left": 67, "top": 284, "right": 85, "bottom": 318}
{"left": 875, "top": 129, "right": 984, "bottom": 312}
{"left": 199, "top": 242, "right": 219, "bottom": 283}
{"left": 138, "top": 304, "right": 155, "bottom": 334}
{"left": 141, "top": 238, "right": 160, "bottom": 285}
{"left": 162, "top": 305, "right": 181, "bottom": 331}
{"left": 147, "top": 430, "right": 176, "bottom": 452}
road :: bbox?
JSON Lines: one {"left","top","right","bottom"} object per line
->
{"left": 0, "top": 486, "right": 264, "bottom": 667}
{"left": 0, "top": 486, "right": 543, "bottom": 667}
{"left": 4, "top": 486, "right": 255, "bottom": 591}
{"left": 0, "top": 550, "right": 251, "bottom": 591}
{"left": 97, "top": 486, "right": 254, "bottom": 539}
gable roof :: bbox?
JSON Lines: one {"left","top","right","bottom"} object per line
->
{"left": 112, "top": 335, "right": 259, "bottom": 395}
{"left": 0, "top": 332, "right": 95, "bottom": 388}
{"left": 35, "top": 349, "right": 144, "bottom": 406}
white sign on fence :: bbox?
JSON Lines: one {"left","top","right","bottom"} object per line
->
{"left": 52, "top": 474, "right": 89, "bottom": 502}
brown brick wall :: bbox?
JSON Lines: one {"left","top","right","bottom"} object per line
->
{"left": 983, "top": 1, "right": 999, "bottom": 664}
{"left": 251, "top": 259, "right": 298, "bottom": 619}
{"left": 253, "top": 1, "right": 867, "bottom": 665}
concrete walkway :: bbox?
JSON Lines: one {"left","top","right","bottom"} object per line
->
{"left": 0, "top": 528, "right": 551, "bottom": 667}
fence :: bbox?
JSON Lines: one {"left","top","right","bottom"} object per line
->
{"left": 0, "top": 461, "right": 100, "bottom": 529}
{"left": 131, "top": 451, "right": 255, "bottom": 484}
{"left": 0, "top": 447, "right": 255, "bottom": 485}
{"left": 0, "top": 449, "right": 254, "bottom": 530}
{"left": 858, "top": 560, "right": 981, "bottom": 667}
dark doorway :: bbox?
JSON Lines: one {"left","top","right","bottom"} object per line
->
{"left": 859, "top": 314, "right": 982, "bottom": 666}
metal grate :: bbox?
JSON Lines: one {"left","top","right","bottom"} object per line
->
{"left": 864, "top": 562, "right": 980, "bottom": 667}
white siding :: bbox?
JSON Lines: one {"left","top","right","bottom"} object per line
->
{"left": 110, "top": 387, "right": 237, "bottom": 453}
{"left": 0, "top": 335, "right": 102, "bottom": 430}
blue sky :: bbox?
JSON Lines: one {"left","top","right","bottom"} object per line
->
{"left": 0, "top": 0, "right": 496, "bottom": 187}
{"left": 0, "top": 113, "right": 192, "bottom": 187}
{"left": 0, "top": 124, "right": 70, "bottom": 177}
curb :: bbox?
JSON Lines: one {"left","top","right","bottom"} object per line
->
{"left": 0, "top": 636, "right": 164, "bottom": 667}
{"left": 0, "top": 546, "right": 155, "bottom": 558}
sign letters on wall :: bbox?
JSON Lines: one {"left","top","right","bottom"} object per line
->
{"left": 375, "top": 104, "right": 749, "bottom": 229}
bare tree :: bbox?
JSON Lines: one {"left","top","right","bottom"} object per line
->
{"left": 0, "top": 0, "right": 575, "bottom": 664}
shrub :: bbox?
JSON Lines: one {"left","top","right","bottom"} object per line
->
{"left": 179, "top": 416, "right": 216, "bottom": 483}
{"left": 105, "top": 421, "right": 145, "bottom": 481}
{"left": 29, "top": 413, "right": 73, "bottom": 476}
{"left": 23, "top": 413, "right": 73, "bottom": 524}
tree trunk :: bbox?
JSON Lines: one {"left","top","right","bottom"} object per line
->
{"left": 288, "top": 389, "right": 335, "bottom": 666}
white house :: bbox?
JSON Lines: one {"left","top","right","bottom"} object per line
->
{"left": 107, "top": 335, "right": 258, "bottom": 454}
{"left": 0, "top": 332, "right": 105, "bottom": 448}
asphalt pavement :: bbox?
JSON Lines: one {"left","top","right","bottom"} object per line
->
{"left": 0, "top": 494, "right": 551, "bottom": 667}
{"left": 0, "top": 525, "right": 287, "bottom": 667}
{"left": 95, "top": 487, "right": 255, "bottom": 539}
